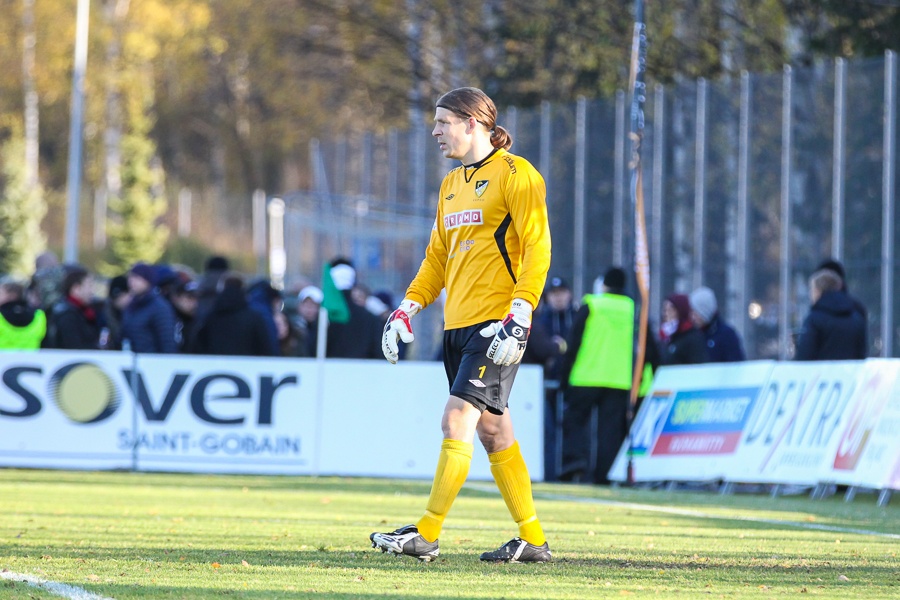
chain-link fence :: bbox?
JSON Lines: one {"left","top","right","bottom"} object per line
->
{"left": 273, "top": 52, "right": 900, "bottom": 361}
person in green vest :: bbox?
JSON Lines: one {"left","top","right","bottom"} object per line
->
{"left": 558, "top": 267, "right": 635, "bottom": 485}
{"left": 0, "top": 277, "right": 46, "bottom": 350}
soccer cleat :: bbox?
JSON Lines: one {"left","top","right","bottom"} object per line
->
{"left": 369, "top": 524, "right": 439, "bottom": 562}
{"left": 480, "top": 537, "right": 552, "bottom": 563}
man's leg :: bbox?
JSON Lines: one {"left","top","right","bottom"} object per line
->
{"left": 477, "top": 409, "right": 546, "bottom": 548}
{"left": 414, "top": 396, "right": 481, "bottom": 542}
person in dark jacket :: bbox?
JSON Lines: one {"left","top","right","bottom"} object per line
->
{"left": 50, "top": 266, "right": 100, "bottom": 349}
{"left": 247, "top": 280, "right": 282, "bottom": 356}
{"left": 816, "top": 258, "right": 868, "bottom": 326}
{"left": 101, "top": 275, "right": 130, "bottom": 350}
{"left": 660, "top": 293, "right": 709, "bottom": 365}
{"left": 689, "top": 286, "right": 745, "bottom": 363}
{"left": 121, "top": 263, "right": 178, "bottom": 354}
{"left": 188, "top": 273, "right": 275, "bottom": 356}
{"left": 169, "top": 278, "right": 198, "bottom": 352}
{"left": 795, "top": 269, "right": 867, "bottom": 361}
{"left": 325, "top": 260, "right": 382, "bottom": 359}
{"left": 0, "top": 278, "right": 46, "bottom": 349}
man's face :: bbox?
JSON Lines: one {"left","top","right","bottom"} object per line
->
{"left": 128, "top": 274, "right": 150, "bottom": 295}
{"left": 691, "top": 309, "right": 708, "bottom": 329}
{"left": 0, "top": 287, "right": 12, "bottom": 305}
{"left": 113, "top": 292, "right": 132, "bottom": 311}
{"left": 432, "top": 107, "right": 474, "bottom": 160}
{"left": 663, "top": 300, "right": 678, "bottom": 324}
{"left": 547, "top": 289, "right": 572, "bottom": 311}
{"left": 299, "top": 298, "right": 319, "bottom": 322}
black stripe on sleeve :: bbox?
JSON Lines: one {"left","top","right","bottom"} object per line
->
{"left": 494, "top": 213, "right": 517, "bottom": 284}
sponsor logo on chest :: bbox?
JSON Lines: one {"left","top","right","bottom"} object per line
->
{"left": 444, "top": 209, "right": 483, "bottom": 230}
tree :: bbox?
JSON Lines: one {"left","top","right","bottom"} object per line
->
{"left": 0, "top": 126, "right": 46, "bottom": 275}
{"left": 105, "top": 109, "right": 168, "bottom": 272}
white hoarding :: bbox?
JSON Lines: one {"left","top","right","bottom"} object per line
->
{"left": 608, "top": 361, "right": 775, "bottom": 482}
{"left": 729, "top": 361, "right": 862, "bottom": 485}
{"left": 0, "top": 350, "right": 134, "bottom": 470}
{"left": 828, "top": 359, "right": 900, "bottom": 489}
{"left": 0, "top": 352, "right": 544, "bottom": 480}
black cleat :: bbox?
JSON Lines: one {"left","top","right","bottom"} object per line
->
{"left": 369, "top": 524, "right": 439, "bottom": 562}
{"left": 480, "top": 537, "right": 552, "bottom": 563}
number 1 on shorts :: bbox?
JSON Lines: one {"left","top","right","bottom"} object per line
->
{"left": 478, "top": 365, "right": 486, "bottom": 378}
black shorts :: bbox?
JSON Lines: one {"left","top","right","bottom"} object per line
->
{"left": 443, "top": 320, "right": 520, "bottom": 415}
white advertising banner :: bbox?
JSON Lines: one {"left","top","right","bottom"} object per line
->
{"left": 317, "top": 360, "right": 544, "bottom": 480}
{"left": 0, "top": 352, "right": 544, "bottom": 480}
{"left": 128, "top": 354, "right": 317, "bottom": 475}
{"left": 608, "top": 361, "right": 775, "bottom": 482}
{"left": 0, "top": 350, "right": 134, "bottom": 470}
{"left": 828, "top": 359, "right": 900, "bottom": 489}
{"left": 729, "top": 361, "right": 863, "bottom": 485}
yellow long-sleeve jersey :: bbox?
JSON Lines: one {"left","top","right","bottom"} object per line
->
{"left": 406, "top": 148, "right": 552, "bottom": 330}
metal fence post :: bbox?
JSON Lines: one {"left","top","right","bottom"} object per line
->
{"left": 780, "top": 66, "right": 793, "bottom": 360}
{"left": 387, "top": 128, "right": 398, "bottom": 202}
{"left": 362, "top": 133, "right": 372, "bottom": 197}
{"left": 882, "top": 51, "right": 896, "bottom": 357}
{"left": 574, "top": 96, "right": 587, "bottom": 301}
{"left": 832, "top": 58, "right": 846, "bottom": 262}
{"left": 540, "top": 101, "right": 551, "bottom": 186}
{"left": 693, "top": 78, "right": 707, "bottom": 290}
{"left": 737, "top": 71, "right": 751, "bottom": 344}
{"left": 614, "top": 90, "right": 626, "bottom": 266}
{"left": 252, "top": 189, "right": 267, "bottom": 277}
{"left": 506, "top": 106, "right": 518, "bottom": 140}
{"left": 651, "top": 84, "right": 665, "bottom": 320}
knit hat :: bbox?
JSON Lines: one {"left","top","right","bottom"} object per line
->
{"left": 689, "top": 286, "right": 718, "bottom": 324}
{"left": 108, "top": 275, "right": 129, "bottom": 299}
{"left": 130, "top": 263, "right": 157, "bottom": 286}
{"left": 205, "top": 256, "right": 229, "bottom": 272}
{"left": 298, "top": 285, "right": 324, "bottom": 304}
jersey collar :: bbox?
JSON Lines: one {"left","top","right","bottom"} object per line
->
{"left": 463, "top": 148, "right": 501, "bottom": 182}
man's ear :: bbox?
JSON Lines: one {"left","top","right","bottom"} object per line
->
{"left": 465, "top": 116, "right": 478, "bottom": 134}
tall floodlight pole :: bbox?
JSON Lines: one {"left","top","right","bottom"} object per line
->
{"left": 64, "top": 0, "right": 91, "bottom": 262}
{"left": 626, "top": 0, "right": 649, "bottom": 485}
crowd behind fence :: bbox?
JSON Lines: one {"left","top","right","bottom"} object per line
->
{"left": 279, "top": 52, "right": 900, "bottom": 361}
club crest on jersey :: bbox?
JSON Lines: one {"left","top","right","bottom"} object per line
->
{"left": 444, "top": 209, "right": 483, "bottom": 230}
{"left": 474, "top": 180, "right": 489, "bottom": 197}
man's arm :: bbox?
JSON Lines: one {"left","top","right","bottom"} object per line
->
{"left": 405, "top": 189, "right": 449, "bottom": 310}
{"left": 505, "top": 162, "right": 551, "bottom": 308}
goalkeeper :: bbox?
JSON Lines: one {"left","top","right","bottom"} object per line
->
{"left": 371, "top": 87, "right": 552, "bottom": 563}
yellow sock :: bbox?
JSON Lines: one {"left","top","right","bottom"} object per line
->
{"left": 415, "top": 439, "right": 473, "bottom": 543}
{"left": 489, "top": 440, "right": 546, "bottom": 546}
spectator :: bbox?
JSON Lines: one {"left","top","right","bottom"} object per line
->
{"left": 660, "top": 293, "right": 709, "bottom": 365}
{"left": 170, "top": 278, "right": 199, "bottom": 352}
{"left": 295, "top": 285, "right": 323, "bottom": 357}
{"left": 188, "top": 273, "right": 275, "bottom": 356}
{"left": 816, "top": 258, "right": 868, "bottom": 326}
{"left": 49, "top": 266, "right": 100, "bottom": 350}
{"left": 29, "top": 251, "right": 65, "bottom": 313}
{"left": 558, "top": 267, "right": 634, "bottom": 484}
{"left": 325, "top": 259, "right": 382, "bottom": 359}
{"left": 195, "top": 255, "right": 229, "bottom": 322}
{"left": 689, "top": 286, "right": 745, "bottom": 362}
{"left": 795, "top": 269, "right": 867, "bottom": 361}
{"left": 121, "top": 263, "right": 177, "bottom": 353}
{"left": 248, "top": 280, "right": 282, "bottom": 356}
{"left": 102, "top": 276, "right": 130, "bottom": 350}
{"left": 535, "top": 276, "right": 576, "bottom": 379}
{"left": 0, "top": 277, "right": 46, "bottom": 350}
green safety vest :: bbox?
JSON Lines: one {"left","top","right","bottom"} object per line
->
{"left": 569, "top": 294, "right": 634, "bottom": 389}
{"left": 0, "top": 309, "right": 46, "bottom": 350}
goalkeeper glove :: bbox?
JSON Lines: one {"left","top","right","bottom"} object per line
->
{"left": 382, "top": 299, "right": 422, "bottom": 364}
{"left": 479, "top": 299, "right": 533, "bottom": 366}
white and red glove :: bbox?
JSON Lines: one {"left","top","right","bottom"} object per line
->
{"left": 382, "top": 299, "right": 422, "bottom": 364}
{"left": 479, "top": 299, "right": 533, "bottom": 366}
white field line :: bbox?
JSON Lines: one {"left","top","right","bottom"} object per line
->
{"left": 0, "top": 570, "right": 115, "bottom": 600}
{"left": 463, "top": 483, "right": 900, "bottom": 540}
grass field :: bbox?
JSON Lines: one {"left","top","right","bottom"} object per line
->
{"left": 1, "top": 469, "right": 899, "bottom": 599}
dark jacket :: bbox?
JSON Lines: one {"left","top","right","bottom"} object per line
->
{"left": 795, "top": 290, "right": 867, "bottom": 361}
{"left": 50, "top": 297, "right": 100, "bottom": 350}
{"left": 664, "top": 327, "right": 709, "bottom": 365}
{"left": 326, "top": 291, "right": 382, "bottom": 359}
{"left": 247, "top": 282, "right": 281, "bottom": 356}
{"left": 701, "top": 314, "right": 745, "bottom": 363}
{"left": 121, "top": 290, "right": 178, "bottom": 354}
{"left": 188, "top": 286, "right": 275, "bottom": 356}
